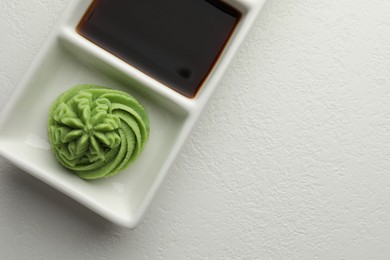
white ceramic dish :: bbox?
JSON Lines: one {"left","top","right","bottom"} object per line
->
{"left": 0, "top": 0, "right": 266, "bottom": 228}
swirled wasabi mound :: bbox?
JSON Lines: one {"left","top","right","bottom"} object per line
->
{"left": 48, "top": 84, "right": 149, "bottom": 180}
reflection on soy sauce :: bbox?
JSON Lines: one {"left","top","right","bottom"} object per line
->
{"left": 77, "top": 0, "right": 240, "bottom": 98}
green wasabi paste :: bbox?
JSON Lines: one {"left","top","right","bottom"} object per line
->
{"left": 48, "top": 84, "right": 149, "bottom": 180}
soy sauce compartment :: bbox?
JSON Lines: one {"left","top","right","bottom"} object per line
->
{"left": 77, "top": 0, "right": 241, "bottom": 98}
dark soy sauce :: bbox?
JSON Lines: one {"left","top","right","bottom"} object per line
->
{"left": 77, "top": 0, "right": 240, "bottom": 98}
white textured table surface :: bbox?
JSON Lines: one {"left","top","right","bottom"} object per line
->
{"left": 1, "top": 0, "right": 390, "bottom": 259}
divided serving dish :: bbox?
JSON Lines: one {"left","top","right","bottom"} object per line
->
{"left": 0, "top": 0, "right": 266, "bottom": 227}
